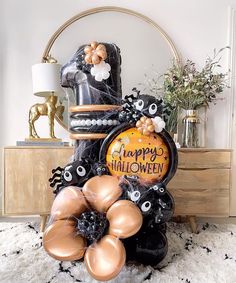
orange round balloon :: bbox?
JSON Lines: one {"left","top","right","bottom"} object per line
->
{"left": 106, "top": 128, "right": 169, "bottom": 184}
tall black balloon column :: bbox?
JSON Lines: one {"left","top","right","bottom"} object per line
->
{"left": 50, "top": 42, "right": 122, "bottom": 194}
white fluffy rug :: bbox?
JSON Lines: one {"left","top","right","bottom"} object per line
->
{"left": 0, "top": 221, "right": 236, "bottom": 283}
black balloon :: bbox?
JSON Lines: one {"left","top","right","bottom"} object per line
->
{"left": 120, "top": 176, "right": 172, "bottom": 266}
{"left": 123, "top": 227, "right": 168, "bottom": 266}
{"left": 61, "top": 42, "right": 122, "bottom": 163}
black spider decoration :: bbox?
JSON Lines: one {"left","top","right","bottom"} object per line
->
{"left": 49, "top": 158, "right": 93, "bottom": 194}
{"left": 118, "top": 88, "right": 163, "bottom": 124}
{"left": 120, "top": 176, "right": 174, "bottom": 226}
{"left": 92, "top": 162, "right": 109, "bottom": 176}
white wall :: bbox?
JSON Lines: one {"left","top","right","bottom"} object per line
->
{"left": 1, "top": 0, "right": 236, "bottom": 209}
{"left": 0, "top": 0, "right": 235, "bottom": 148}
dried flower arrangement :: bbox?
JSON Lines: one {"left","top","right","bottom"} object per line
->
{"left": 163, "top": 47, "right": 229, "bottom": 110}
{"left": 141, "top": 47, "right": 229, "bottom": 133}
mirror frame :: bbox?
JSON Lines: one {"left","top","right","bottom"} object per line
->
{"left": 41, "top": 6, "right": 180, "bottom": 130}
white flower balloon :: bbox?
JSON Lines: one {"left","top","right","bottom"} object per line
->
{"left": 91, "top": 61, "right": 111, "bottom": 82}
{"left": 151, "top": 116, "right": 166, "bottom": 133}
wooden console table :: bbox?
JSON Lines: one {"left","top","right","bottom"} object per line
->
{"left": 3, "top": 146, "right": 73, "bottom": 231}
{"left": 3, "top": 147, "right": 231, "bottom": 232}
{"left": 169, "top": 148, "right": 231, "bottom": 232}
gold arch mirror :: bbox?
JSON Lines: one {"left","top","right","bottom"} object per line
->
{"left": 42, "top": 6, "right": 180, "bottom": 130}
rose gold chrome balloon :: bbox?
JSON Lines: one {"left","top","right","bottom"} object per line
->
{"left": 148, "top": 125, "right": 155, "bottom": 132}
{"left": 85, "top": 235, "right": 126, "bottom": 281}
{"left": 91, "top": 41, "right": 98, "bottom": 49}
{"left": 107, "top": 200, "right": 143, "bottom": 238}
{"left": 84, "top": 46, "right": 93, "bottom": 54}
{"left": 96, "top": 44, "right": 106, "bottom": 51}
{"left": 92, "top": 54, "right": 100, "bottom": 65}
{"left": 82, "top": 175, "right": 121, "bottom": 213}
{"left": 97, "top": 50, "right": 107, "bottom": 60}
{"left": 43, "top": 220, "right": 86, "bottom": 261}
{"left": 51, "top": 186, "right": 88, "bottom": 220}
{"left": 85, "top": 54, "right": 92, "bottom": 64}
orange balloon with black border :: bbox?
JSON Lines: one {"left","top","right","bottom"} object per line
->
{"left": 106, "top": 128, "right": 169, "bottom": 184}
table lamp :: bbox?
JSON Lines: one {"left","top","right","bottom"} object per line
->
{"left": 27, "top": 56, "right": 64, "bottom": 141}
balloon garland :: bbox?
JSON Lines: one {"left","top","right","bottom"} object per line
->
{"left": 44, "top": 41, "right": 178, "bottom": 281}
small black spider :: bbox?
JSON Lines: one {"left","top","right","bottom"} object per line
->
{"left": 49, "top": 158, "right": 93, "bottom": 194}
{"left": 118, "top": 88, "right": 163, "bottom": 124}
{"left": 93, "top": 162, "right": 109, "bottom": 176}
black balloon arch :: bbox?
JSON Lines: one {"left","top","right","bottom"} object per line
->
{"left": 44, "top": 41, "right": 178, "bottom": 282}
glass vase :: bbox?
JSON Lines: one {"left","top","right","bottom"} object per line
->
{"left": 182, "top": 109, "right": 202, "bottom": 148}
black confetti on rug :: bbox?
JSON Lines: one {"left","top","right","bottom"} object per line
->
{"left": 225, "top": 254, "right": 233, "bottom": 260}
{"left": 200, "top": 246, "right": 212, "bottom": 253}
{"left": 184, "top": 237, "right": 194, "bottom": 251}
{"left": 27, "top": 224, "right": 39, "bottom": 234}
{"left": 143, "top": 271, "right": 152, "bottom": 281}
{"left": 46, "top": 275, "right": 56, "bottom": 283}
{"left": 58, "top": 262, "right": 82, "bottom": 282}
{"left": 202, "top": 223, "right": 210, "bottom": 230}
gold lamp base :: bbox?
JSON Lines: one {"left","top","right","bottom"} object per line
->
{"left": 28, "top": 95, "right": 64, "bottom": 141}
{"left": 25, "top": 137, "right": 62, "bottom": 142}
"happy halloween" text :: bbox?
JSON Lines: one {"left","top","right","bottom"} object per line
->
{"left": 112, "top": 144, "right": 164, "bottom": 162}
{"left": 110, "top": 160, "right": 164, "bottom": 174}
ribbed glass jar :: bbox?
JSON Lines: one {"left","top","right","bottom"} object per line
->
{"left": 182, "top": 109, "right": 202, "bottom": 148}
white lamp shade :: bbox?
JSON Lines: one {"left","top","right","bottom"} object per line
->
{"left": 32, "top": 63, "right": 63, "bottom": 97}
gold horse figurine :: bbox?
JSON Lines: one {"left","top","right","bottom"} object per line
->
{"left": 28, "top": 95, "right": 64, "bottom": 139}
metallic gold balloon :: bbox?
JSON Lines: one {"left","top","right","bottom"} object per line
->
{"left": 82, "top": 175, "right": 121, "bottom": 213}
{"left": 85, "top": 54, "right": 92, "bottom": 64}
{"left": 43, "top": 220, "right": 86, "bottom": 261}
{"left": 92, "top": 54, "right": 100, "bottom": 65}
{"left": 146, "top": 118, "right": 153, "bottom": 125}
{"left": 91, "top": 41, "right": 98, "bottom": 49}
{"left": 137, "top": 127, "right": 143, "bottom": 133}
{"left": 51, "top": 186, "right": 88, "bottom": 220}
{"left": 143, "top": 128, "right": 150, "bottom": 136}
{"left": 97, "top": 50, "right": 107, "bottom": 60}
{"left": 96, "top": 44, "right": 106, "bottom": 51}
{"left": 84, "top": 46, "right": 93, "bottom": 54}
{"left": 136, "top": 120, "right": 142, "bottom": 127}
{"left": 85, "top": 235, "right": 126, "bottom": 281}
{"left": 148, "top": 125, "right": 155, "bottom": 132}
{"left": 107, "top": 200, "right": 143, "bottom": 238}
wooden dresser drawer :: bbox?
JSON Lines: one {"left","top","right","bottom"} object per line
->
{"left": 178, "top": 150, "right": 231, "bottom": 169}
{"left": 169, "top": 169, "right": 230, "bottom": 190}
{"left": 168, "top": 149, "right": 231, "bottom": 217}
{"left": 168, "top": 169, "right": 230, "bottom": 216}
